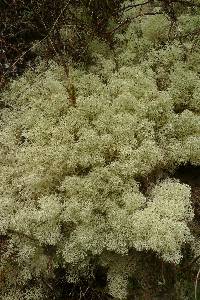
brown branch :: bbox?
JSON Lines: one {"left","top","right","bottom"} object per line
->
{"left": 3, "top": 0, "right": 72, "bottom": 77}
{"left": 120, "top": 1, "right": 152, "bottom": 12}
{"left": 195, "top": 267, "right": 200, "bottom": 300}
{"left": 58, "top": 50, "right": 77, "bottom": 107}
{"left": 109, "top": 11, "right": 163, "bottom": 35}
{"left": 41, "top": 19, "right": 76, "bottom": 107}
{"left": 181, "top": 254, "right": 200, "bottom": 272}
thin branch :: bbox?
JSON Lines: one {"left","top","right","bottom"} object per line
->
{"left": 109, "top": 11, "right": 163, "bottom": 35}
{"left": 3, "top": 0, "right": 72, "bottom": 76}
{"left": 195, "top": 267, "right": 200, "bottom": 300}
{"left": 181, "top": 254, "right": 200, "bottom": 272}
{"left": 191, "top": 255, "right": 200, "bottom": 267}
{"left": 42, "top": 278, "right": 54, "bottom": 290}
{"left": 46, "top": 0, "right": 72, "bottom": 36}
{"left": 120, "top": 1, "right": 151, "bottom": 12}
{"left": 39, "top": 12, "right": 76, "bottom": 107}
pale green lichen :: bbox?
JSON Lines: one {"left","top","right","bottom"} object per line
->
{"left": 1, "top": 3, "right": 200, "bottom": 299}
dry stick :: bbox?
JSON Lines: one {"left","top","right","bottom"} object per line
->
{"left": 2, "top": 35, "right": 47, "bottom": 77}
{"left": 40, "top": 11, "right": 76, "bottom": 107}
{"left": 181, "top": 254, "right": 200, "bottom": 272}
{"left": 195, "top": 267, "right": 200, "bottom": 300}
{"left": 120, "top": 0, "right": 152, "bottom": 12}
{"left": 109, "top": 11, "right": 163, "bottom": 35}
{"left": 119, "top": 0, "right": 200, "bottom": 15}
{"left": 3, "top": 0, "right": 200, "bottom": 75}
{"left": 58, "top": 50, "right": 76, "bottom": 107}
{"left": 3, "top": 0, "right": 72, "bottom": 77}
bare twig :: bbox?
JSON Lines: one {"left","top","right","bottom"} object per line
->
{"left": 195, "top": 267, "right": 200, "bottom": 300}
{"left": 42, "top": 278, "right": 54, "bottom": 290}
{"left": 39, "top": 10, "right": 76, "bottom": 107}
{"left": 109, "top": 11, "right": 163, "bottom": 35}
{"left": 120, "top": 1, "right": 151, "bottom": 12}
{"left": 3, "top": 0, "right": 72, "bottom": 76}
{"left": 119, "top": 0, "right": 200, "bottom": 13}
{"left": 181, "top": 254, "right": 200, "bottom": 272}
